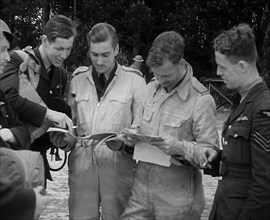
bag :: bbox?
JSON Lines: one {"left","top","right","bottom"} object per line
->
{"left": 0, "top": 147, "right": 45, "bottom": 188}
{"left": 12, "top": 47, "right": 51, "bottom": 143}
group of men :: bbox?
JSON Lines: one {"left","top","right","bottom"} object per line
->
{"left": 0, "top": 14, "right": 269, "bottom": 220}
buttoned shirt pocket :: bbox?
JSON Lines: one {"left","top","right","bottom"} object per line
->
{"left": 106, "top": 94, "right": 132, "bottom": 129}
{"left": 140, "top": 105, "right": 154, "bottom": 134}
{"left": 227, "top": 122, "right": 250, "bottom": 140}
{"left": 224, "top": 121, "right": 251, "bottom": 164}
{"left": 109, "top": 94, "right": 131, "bottom": 105}
{"left": 161, "top": 112, "right": 190, "bottom": 139}
{"left": 142, "top": 105, "right": 154, "bottom": 122}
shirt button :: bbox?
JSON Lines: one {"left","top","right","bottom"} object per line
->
{"left": 234, "top": 134, "right": 238, "bottom": 138}
{"left": 224, "top": 141, "right": 228, "bottom": 145}
{"left": 228, "top": 125, "right": 232, "bottom": 129}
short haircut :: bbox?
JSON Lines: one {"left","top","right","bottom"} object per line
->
{"left": 146, "top": 31, "right": 185, "bottom": 67}
{"left": 87, "top": 23, "right": 118, "bottom": 49}
{"left": 43, "top": 15, "right": 76, "bottom": 42}
{"left": 214, "top": 23, "right": 258, "bottom": 64}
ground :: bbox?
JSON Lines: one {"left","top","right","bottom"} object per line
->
{"left": 40, "top": 107, "right": 229, "bottom": 220}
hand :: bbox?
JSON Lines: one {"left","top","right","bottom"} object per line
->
{"left": 202, "top": 147, "right": 219, "bottom": 169}
{"left": 33, "top": 186, "right": 50, "bottom": 220}
{"left": 46, "top": 109, "right": 73, "bottom": 133}
{"left": 121, "top": 127, "right": 139, "bottom": 147}
{"left": 0, "top": 128, "right": 16, "bottom": 144}
{"left": 150, "top": 136, "right": 185, "bottom": 156}
{"left": 106, "top": 138, "right": 125, "bottom": 152}
{"left": 49, "top": 132, "right": 76, "bottom": 152}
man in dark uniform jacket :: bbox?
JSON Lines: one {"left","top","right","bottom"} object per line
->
{"left": 209, "top": 23, "right": 270, "bottom": 220}
{"left": 0, "top": 15, "right": 76, "bottom": 182}
{"left": 0, "top": 90, "right": 30, "bottom": 149}
{"left": 0, "top": 18, "right": 49, "bottom": 220}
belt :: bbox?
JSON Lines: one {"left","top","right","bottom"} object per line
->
{"left": 219, "top": 161, "right": 252, "bottom": 178}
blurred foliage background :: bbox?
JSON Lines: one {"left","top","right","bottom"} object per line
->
{"left": 1, "top": 0, "right": 269, "bottom": 88}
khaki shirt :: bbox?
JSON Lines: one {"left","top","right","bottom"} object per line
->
{"left": 68, "top": 64, "right": 146, "bottom": 137}
{"left": 140, "top": 61, "right": 219, "bottom": 167}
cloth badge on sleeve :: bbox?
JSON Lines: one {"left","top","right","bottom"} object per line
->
{"left": 261, "top": 110, "right": 270, "bottom": 118}
{"left": 253, "top": 130, "right": 270, "bottom": 152}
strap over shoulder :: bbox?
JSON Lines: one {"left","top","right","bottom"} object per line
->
{"left": 13, "top": 46, "right": 40, "bottom": 75}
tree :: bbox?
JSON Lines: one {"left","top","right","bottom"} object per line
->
{"left": 1, "top": 0, "right": 269, "bottom": 85}
{"left": 0, "top": 0, "right": 43, "bottom": 48}
{"left": 260, "top": 4, "right": 270, "bottom": 88}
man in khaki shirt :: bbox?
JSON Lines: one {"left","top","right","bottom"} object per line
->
{"left": 121, "top": 31, "right": 220, "bottom": 220}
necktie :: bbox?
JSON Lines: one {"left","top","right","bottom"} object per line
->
{"left": 99, "top": 73, "right": 107, "bottom": 89}
{"left": 47, "top": 66, "right": 54, "bottom": 81}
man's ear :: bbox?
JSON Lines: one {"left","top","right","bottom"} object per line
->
{"left": 41, "top": 35, "right": 49, "bottom": 47}
{"left": 114, "top": 44, "right": 119, "bottom": 56}
{"left": 238, "top": 60, "right": 248, "bottom": 73}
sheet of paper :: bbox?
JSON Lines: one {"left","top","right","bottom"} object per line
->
{"left": 133, "top": 142, "right": 171, "bottom": 167}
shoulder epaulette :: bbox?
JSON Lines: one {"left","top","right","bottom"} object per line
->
{"left": 122, "top": 66, "right": 143, "bottom": 77}
{"left": 192, "top": 77, "right": 209, "bottom": 96}
{"left": 72, "top": 66, "right": 90, "bottom": 78}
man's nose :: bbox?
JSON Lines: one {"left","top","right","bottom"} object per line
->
{"left": 60, "top": 50, "right": 68, "bottom": 59}
{"left": 5, "top": 51, "right": 11, "bottom": 62}
{"left": 97, "top": 56, "right": 103, "bottom": 65}
{"left": 216, "top": 68, "right": 222, "bottom": 76}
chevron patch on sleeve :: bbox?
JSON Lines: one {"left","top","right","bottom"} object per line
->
{"left": 253, "top": 130, "right": 270, "bottom": 152}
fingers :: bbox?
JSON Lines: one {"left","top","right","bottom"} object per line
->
{"left": 207, "top": 149, "right": 218, "bottom": 163}
{"left": 50, "top": 132, "right": 68, "bottom": 148}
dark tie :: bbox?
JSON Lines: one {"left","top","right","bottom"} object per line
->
{"left": 99, "top": 73, "right": 107, "bottom": 89}
{"left": 47, "top": 66, "right": 54, "bottom": 81}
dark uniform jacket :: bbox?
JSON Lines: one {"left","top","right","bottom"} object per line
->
{"left": 0, "top": 90, "right": 30, "bottom": 149}
{"left": 0, "top": 182, "right": 35, "bottom": 220}
{"left": 0, "top": 91, "right": 33, "bottom": 219}
{"left": 210, "top": 82, "right": 270, "bottom": 220}
{"left": 0, "top": 46, "right": 70, "bottom": 180}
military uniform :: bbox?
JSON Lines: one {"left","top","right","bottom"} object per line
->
{"left": 0, "top": 90, "right": 30, "bottom": 149}
{"left": 209, "top": 81, "right": 270, "bottom": 220}
{"left": 0, "top": 46, "right": 71, "bottom": 181}
{"left": 67, "top": 63, "right": 146, "bottom": 220}
{"left": 121, "top": 61, "right": 219, "bottom": 220}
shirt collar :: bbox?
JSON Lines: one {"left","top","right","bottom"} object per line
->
{"left": 239, "top": 77, "right": 263, "bottom": 103}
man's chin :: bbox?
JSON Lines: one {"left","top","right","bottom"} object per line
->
{"left": 53, "top": 61, "right": 64, "bottom": 67}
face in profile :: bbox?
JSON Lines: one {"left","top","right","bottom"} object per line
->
{"left": 89, "top": 38, "right": 119, "bottom": 76}
{"left": 43, "top": 36, "right": 74, "bottom": 67}
{"left": 0, "top": 33, "right": 10, "bottom": 75}
{"left": 215, "top": 51, "right": 243, "bottom": 90}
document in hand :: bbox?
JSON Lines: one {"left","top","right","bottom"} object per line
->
{"left": 122, "top": 131, "right": 171, "bottom": 167}
{"left": 47, "top": 127, "right": 118, "bottom": 142}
